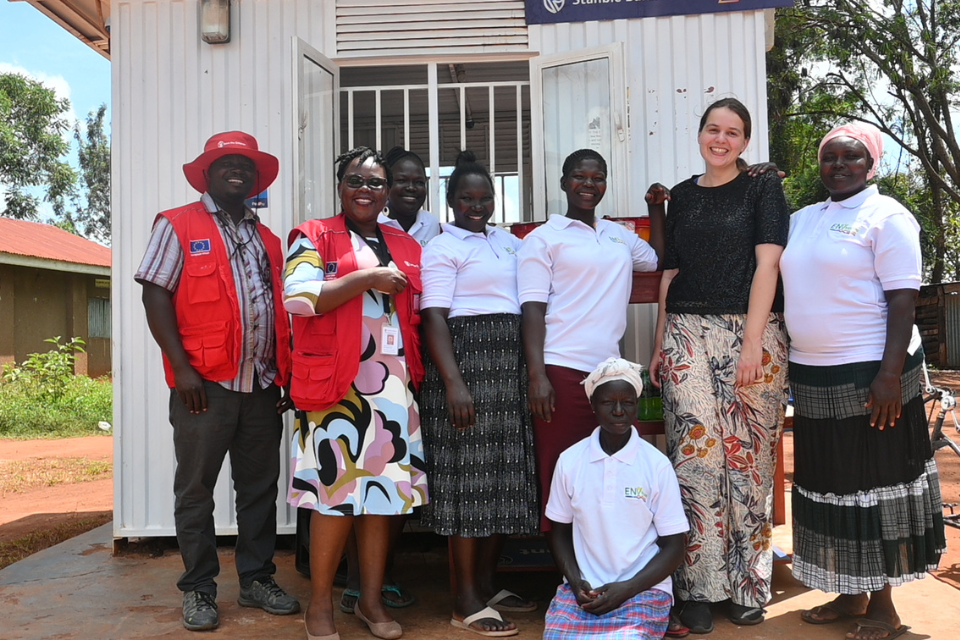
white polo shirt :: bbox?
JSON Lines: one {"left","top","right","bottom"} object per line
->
{"left": 378, "top": 209, "right": 441, "bottom": 247}
{"left": 421, "top": 223, "right": 522, "bottom": 318}
{"left": 546, "top": 427, "right": 688, "bottom": 595}
{"left": 517, "top": 215, "right": 658, "bottom": 372}
{"left": 780, "top": 186, "right": 922, "bottom": 366}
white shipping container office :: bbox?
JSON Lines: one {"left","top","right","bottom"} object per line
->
{"left": 24, "top": 0, "right": 782, "bottom": 538}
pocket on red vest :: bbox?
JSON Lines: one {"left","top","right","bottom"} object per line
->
{"left": 181, "top": 321, "right": 231, "bottom": 370}
{"left": 291, "top": 351, "right": 339, "bottom": 408}
{"left": 184, "top": 261, "right": 221, "bottom": 303}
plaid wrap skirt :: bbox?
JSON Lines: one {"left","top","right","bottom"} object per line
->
{"left": 543, "top": 583, "right": 671, "bottom": 640}
{"left": 790, "top": 350, "right": 946, "bottom": 593}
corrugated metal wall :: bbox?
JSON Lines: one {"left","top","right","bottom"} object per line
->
{"left": 113, "top": 0, "right": 772, "bottom": 537}
{"left": 112, "top": 0, "right": 337, "bottom": 537}
{"left": 335, "top": 0, "right": 527, "bottom": 57}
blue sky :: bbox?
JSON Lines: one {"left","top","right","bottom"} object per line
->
{"left": 0, "top": 1, "right": 111, "bottom": 123}
{"left": 0, "top": 1, "right": 111, "bottom": 220}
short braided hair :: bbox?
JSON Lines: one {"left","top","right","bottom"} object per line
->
{"left": 335, "top": 147, "right": 392, "bottom": 186}
{"left": 561, "top": 149, "right": 608, "bottom": 180}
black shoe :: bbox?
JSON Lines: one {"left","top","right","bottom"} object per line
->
{"left": 678, "top": 601, "right": 714, "bottom": 635}
{"left": 182, "top": 590, "right": 219, "bottom": 631}
{"left": 238, "top": 577, "right": 301, "bottom": 615}
{"left": 729, "top": 602, "right": 765, "bottom": 626}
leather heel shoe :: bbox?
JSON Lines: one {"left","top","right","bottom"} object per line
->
{"left": 355, "top": 602, "right": 402, "bottom": 639}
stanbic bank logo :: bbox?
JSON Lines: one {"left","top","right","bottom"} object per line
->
{"left": 544, "top": 0, "right": 565, "bottom": 14}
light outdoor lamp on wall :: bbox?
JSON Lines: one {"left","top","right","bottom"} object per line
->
{"left": 200, "top": 0, "right": 231, "bottom": 44}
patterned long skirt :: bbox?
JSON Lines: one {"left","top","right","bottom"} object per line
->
{"left": 790, "top": 350, "right": 946, "bottom": 593}
{"left": 543, "top": 583, "right": 671, "bottom": 640}
{"left": 660, "top": 313, "right": 789, "bottom": 607}
{"left": 419, "top": 313, "right": 539, "bottom": 537}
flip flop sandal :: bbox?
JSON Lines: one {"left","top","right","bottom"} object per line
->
{"left": 801, "top": 601, "right": 865, "bottom": 625}
{"left": 381, "top": 584, "right": 416, "bottom": 609}
{"left": 339, "top": 588, "right": 359, "bottom": 614}
{"left": 728, "top": 604, "right": 765, "bottom": 626}
{"left": 486, "top": 589, "right": 537, "bottom": 613}
{"left": 450, "top": 606, "right": 519, "bottom": 637}
{"left": 664, "top": 612, "right": 690, "bottom": 638}
{"left": 849, "top": 619, "right": 910, "bottom": 640}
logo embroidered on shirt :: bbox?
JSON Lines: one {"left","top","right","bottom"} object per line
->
{"left": 624, "top": 486, "right": 648, "bottom": 501}
{"left": 189, "top": 239, "right": 211, "bottom": 256}
{"left": 829, "top": 222, "right": 867, "bottom": 237}
{"left": 609, "top": 236, "right": 626, "bottom": 245}
{"left": 503, "top": 246, "right": 517, "bottom": 255}
{"left": 324, "top": 261, "right": 338, "bottom": 281}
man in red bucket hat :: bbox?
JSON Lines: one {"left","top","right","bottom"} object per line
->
{"left": 135, "top": 131, "right": 298, "bottom": 631}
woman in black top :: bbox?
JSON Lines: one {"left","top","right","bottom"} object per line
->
{"left": 646, "top": 98, "right": 790, "bottom": 634}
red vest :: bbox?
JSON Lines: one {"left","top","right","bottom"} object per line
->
{"left": 289, "top": 213, "right": 423, "bottom": 411}
{"left": 158, "top": 202, "right": 291, "bottom": 388}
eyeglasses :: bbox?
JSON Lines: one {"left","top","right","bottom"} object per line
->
{"left": 343, "top": 176, "right": 388, "bottom": 190}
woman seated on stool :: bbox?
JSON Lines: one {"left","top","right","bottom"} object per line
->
{"left": 544, "top": 358, "right": 689, "bottom": 640}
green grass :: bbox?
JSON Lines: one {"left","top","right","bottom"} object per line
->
{"left": 0, "top": 375, "right": 112, "bottom": 439}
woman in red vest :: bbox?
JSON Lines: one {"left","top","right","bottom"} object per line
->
{"left": 284, "top": 147, "right": 427, "bottom": 640}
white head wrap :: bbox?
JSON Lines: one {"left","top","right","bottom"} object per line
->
{"left": 582, "top": 357, "right": 645, "bottom": 400}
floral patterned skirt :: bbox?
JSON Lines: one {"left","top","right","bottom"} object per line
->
{"left": 660, "top": 313, "right": 788, "bottom": 607}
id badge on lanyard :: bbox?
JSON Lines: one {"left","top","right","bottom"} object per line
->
{"left": 380, "top": 260, "right": 400, "bottom": 356}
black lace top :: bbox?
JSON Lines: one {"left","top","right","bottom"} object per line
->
{"left": 663, "top": 171, "right": 790, "bottom": 315}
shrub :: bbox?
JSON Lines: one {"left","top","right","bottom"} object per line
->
{"left": 0, "top": 337, "right": 112, "bottom": 439}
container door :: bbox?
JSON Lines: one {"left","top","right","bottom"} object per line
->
{"left": 530, "top": 44, "right": 627, "bottom": 221}
{"left": 294, "top": 39, "right": 340, "bottom": 225}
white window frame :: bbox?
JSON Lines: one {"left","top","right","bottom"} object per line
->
{"left": 292, "top": 38, "right": 341, "bottom": 225}
{"left": 530, "top": 43, "right": 627, "bottom": 222}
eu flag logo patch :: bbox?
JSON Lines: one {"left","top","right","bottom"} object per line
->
{"left": 324, "top": 261, "right": 339, "bottom": 281}
{"left": 190, "top": 239, "right": 211, "bottom": 255}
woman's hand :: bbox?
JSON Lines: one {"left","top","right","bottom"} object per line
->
{"left": 866, "top": 370, "right": 902, "bottom": 429}
{"left": 649, "top": 348, "right": 663, "bottom": 389}
{"left": 368, "top": 266, "right": 408, "bottom": 295}
{"left": 645, "top": 183, "right": 671, "bottom": 206}
{"left": 528, "top": 373, "right": 556, "bottom": 422}
{"left": 736, "top": 336, "right": 765, "bottom": 387}
{"left": 572, "top": 580, "right": 598, "bottom": 608}
{"left": 580, "top": 581, "right": 636, "bottom": 616}
{"left": 445, "top": 380, "right": 476, "bottom": 430}
{"left": 746, "top": 162, "right": 786, "bottom": 178}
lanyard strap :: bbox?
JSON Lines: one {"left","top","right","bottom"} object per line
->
{"left": 345, "top": 217, "right": 394, "bottom": 268}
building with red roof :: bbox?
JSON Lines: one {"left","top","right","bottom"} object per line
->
{"left": 0, "top": 217, "right": 112, "bottom": 378}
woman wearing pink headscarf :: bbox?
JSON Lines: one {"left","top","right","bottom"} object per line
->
{"left": 779, "top": 123, "right": 945, "bottom": 640}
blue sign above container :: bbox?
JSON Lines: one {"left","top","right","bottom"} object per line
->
{"left": 525, "top": 0, "right": 794, "bottom": 25}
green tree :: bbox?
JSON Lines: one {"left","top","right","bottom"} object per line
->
{"left": 0, "top": 72, "right": 75, "bottom": 220}
{"left": 65, "top": 104, "right": 111, "bottom": 244}
{"left": 767, "top": 1, "right": 960, "bottom": 281}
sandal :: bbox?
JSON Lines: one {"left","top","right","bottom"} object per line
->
{"left": 848, "top": 619, "right": 910, "bottom": 640}
{"left": 450, "top": 606, "right": 519, "bottom": 637}
{"left": 800, "top": 599, "right": 868, "bottom": 625}
{"left": 381, "top": 583, "right": 416, "bottom": 609}
{"left": 728, "top": 603, "right": 765, "bottom": 626}
{"left": 486, "top": 589, "right": 537, "bottom": 613}
{"left": 664, "top": 611, "right": 690, "bottom": 638}
{"left": 678, "top": 601, "right": 713, "bottom": 635}
{"left": 339, "top": 588, "right": 359, "bottom": 614}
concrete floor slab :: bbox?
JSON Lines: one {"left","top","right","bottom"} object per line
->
{"left": 0, "top": 523, "right": 955, "bottom": 639}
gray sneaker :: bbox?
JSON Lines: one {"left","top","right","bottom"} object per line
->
{"left": 238, "top": 577, "right": 301, "bottom": 615}
{"left": 182, "top": 590, "right": 219, "bottom": 631}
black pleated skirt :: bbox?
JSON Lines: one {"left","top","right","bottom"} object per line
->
{"left": 419, "top": 313, "right": 539, "bottom": 537}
